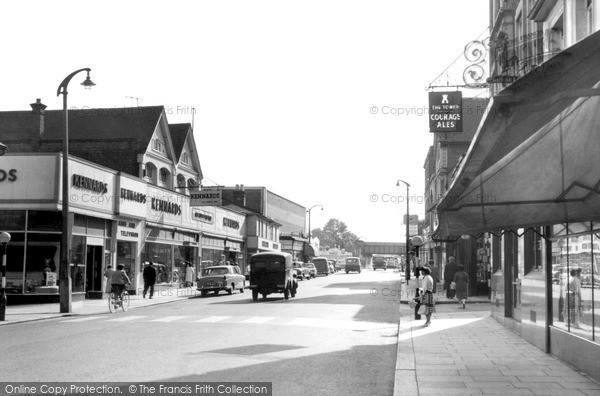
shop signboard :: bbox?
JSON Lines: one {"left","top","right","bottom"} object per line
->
{"left": 429, "top": 91, "right": 463, "bottom": 133}
{"left": 68, "top": 158, "right": 117, "bottom": 215}
{"left": 0, "top": 154, "right": 58, "bottom": 202}
{"left": 117, "top": 219, "right": 141, "bottom": 242}
{"left": 191, "top": 207, "right": 214, "bottom": 224}
{"left": 146, "top": 184, "right": 195, "bottom": 229}
{"left": 190, "top": 187, "right": 222, "bottom": 206}
{"left": 117, "top": 174, "right": 147, "bottom": 219}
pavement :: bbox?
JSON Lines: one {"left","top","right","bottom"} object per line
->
{"left": 2, "top": 279, "right": 600, "bottom": 395}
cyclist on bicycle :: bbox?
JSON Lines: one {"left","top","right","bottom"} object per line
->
{"left": 111, "top": 264, "right": 131, "bottom": 299}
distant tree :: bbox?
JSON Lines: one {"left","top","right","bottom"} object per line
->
{"left": 311, "top": 218, "right": 361, "bottom": 254}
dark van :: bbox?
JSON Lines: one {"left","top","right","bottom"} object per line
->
{"left": 345, "top": 257, "right": 361, "bottom": 273}
{"left": 312, "top": 257, "right": 330, "bottom": 276}
{"left": 249, "top": 252, "right": 297, "bottom": 300}
{"left": 372, "top": 255, "right": 387, "bottom": 270}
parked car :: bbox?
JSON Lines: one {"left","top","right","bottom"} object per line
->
{"left": 249, "top": 252, "right": 297, "bottom": 300}
{"left": 196, "top": 265, "right": 245, "bottom": 297}
{"left": 302, "top": 262, "right": 317, "bottom": 278}
{"left": 345, "top": 257, "right": 361, "bottom": 273}
{"left": 293, "top": 261, "right": 311, "bottom": 280}
{"left": 312, "top": 257, "right": 330, "bottom": 276}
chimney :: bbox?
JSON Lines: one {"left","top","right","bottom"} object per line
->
{"left": 233, "top": 184, "right": 246, "bottom": 207}
{"left": 30, "top": 99, "right": 47, "bottom": 139}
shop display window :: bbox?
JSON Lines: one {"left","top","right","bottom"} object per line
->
{"left": 0, "top": 210, "right": 25, "bottom": 231}
{"left": 143, "top": 242, "right": 173, "bottom": 284}
{"left": 551, "top": 222, "right": 599, "bottom": 343}
{"left": 24, "top": 233, "right": 60, "bottom": 294}
{"left": 3, "top": 233, "right": 25, "bottom": 294}
{"left": 117, "top": 241, "right": 136, "bottom": 286}
{"left": 70, "top": 235, "right": 86, "bottom": 293}
{"left": 27, "top": 211, "right": 61, "bottom": 232}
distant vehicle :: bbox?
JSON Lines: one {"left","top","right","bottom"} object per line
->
{"left": 329, "top": 259, "right": 341, "bottom": 272}
{"left": 345, "top": 257, "right": 362, "bottom": 273}
{"left": 312, "top": 257, "right": 330, "bottom": 276}
{"left": 302, "top": 263, "right": 317, "bottom": 278}
{"left": 196, "top": 266, "right": 245, "bottom": 297}
{"left": 293, "top": 261, "right": 311, "bottom": 280}
{"left": 372, "top": 255, "right": 387, "bottom": 270}
{"left": 328, "top": 262, "right": 335, "bottom": 274}
{"left": 249, "top": 252, "right": 297, "bottom": 300}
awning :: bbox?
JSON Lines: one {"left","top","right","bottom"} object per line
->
{"left": 435, "top": 30, "right": 600, "bottom": 238}
{"left": 303, "top": 243, "right": 317, "bottom": 256}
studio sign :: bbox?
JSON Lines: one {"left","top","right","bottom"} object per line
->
{"left": 0, "top": 169, "right": 17, "bottom": 182}
{"left": 151, "top": 197, "right": 181, "bottom": 216}
{"left": 72, "top": 174, "right": 108, "bottom": 194}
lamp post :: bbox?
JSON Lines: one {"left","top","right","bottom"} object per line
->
{"left": 307, "top": 205, "right": 323, "bottom": 244}
{"left": 396, "top": 180, "right": 411, "bottom": 282}
{"left": 57, "top": 68, "right": 95, "bottom": 313}
{"left": 0, "top": 232, "right": 11, "bottom": 321}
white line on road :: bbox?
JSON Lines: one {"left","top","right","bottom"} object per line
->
{"left": 60, "top": 317, "right": 103, "bottom": 323}
{"left": 239, "top": 316, "right": 275, "bottom": 324}
{"left": 149, "top": 316, "right": 191, "bottom": 322}
{"left": 193, "top": 316, "right": 231, "bottom": 323}
{"left": 106, "top": 316, "right": 147, "bottom": 322}
{"left": 284, "top": 317, "right": 317, "bottom": 327}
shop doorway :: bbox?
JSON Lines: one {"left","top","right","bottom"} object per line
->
{"left": 85, "top": 245, "right": 103, "bottom": 298}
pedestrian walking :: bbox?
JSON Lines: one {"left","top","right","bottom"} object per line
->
{"left": 420, "top": 266, "right": 435, "bottom": 326}
{"left": 143, "top": 261, "right": 157, "bottom": 299}
{"left": 185, "top": 262, "right": 195, "bottom": 288}
{"left": 444, "top": 256, "right": 459, "bottom": 299}
{"left": 454, "top": 264, "right": 469, "bottom": 309}
{"left": 104, "top": 265, "right": 115, "bottom": 297}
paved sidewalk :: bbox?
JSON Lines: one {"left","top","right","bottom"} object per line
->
{"left": 0, "top": 287, "right": 200, "bottom": 326}
{"left": 393, "top": 306, "right": 600, "bottom": 395}
{"left": 398, "top": 276, "right": 491, "bottom": 305}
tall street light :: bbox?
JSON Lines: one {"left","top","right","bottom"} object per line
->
{"left": 396, "top": 180, "right": 410, "bottom": 282}
{"left": 307, "top": 205, "right": 323, "bottom": 244}
{"left": 57, "top": 68, "right": 95, "bottom": 313}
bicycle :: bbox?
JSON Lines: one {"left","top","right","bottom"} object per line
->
{"left": 108, "top": 288, "right": 130, "bottom": 313}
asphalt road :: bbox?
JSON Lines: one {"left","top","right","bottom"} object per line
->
{"left": 0, "top": 269, "right": 404, "bottom": 396}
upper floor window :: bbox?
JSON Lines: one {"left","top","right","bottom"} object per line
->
{"left": 152, "top": 138, "right": 164, "bottom": 153}
{"left": 182, "top": 153, "right": 190, "bottom": 164}
{"left": 159, "top": 168, "right": 169, "bottom": 183}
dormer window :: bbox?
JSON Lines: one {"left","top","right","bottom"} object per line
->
{"left": 182, "top": 153, "right": 190, "bottom": 164}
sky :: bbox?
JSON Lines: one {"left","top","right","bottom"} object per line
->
{"left": 1, "top": 0, "right": 489, "bottom": 242}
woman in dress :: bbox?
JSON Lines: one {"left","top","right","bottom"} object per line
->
{"left": 420, "top": 266, "right": 435, "bottom": 327}
{"left": 454, "top": 265, "right": 469, "bottom": 309}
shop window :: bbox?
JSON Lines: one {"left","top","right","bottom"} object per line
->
{"left": 117, "top": 241, "right": 136, "bottom": 288}
{"left": 27, "top": 211, "right": 61, "bottom": 232}
{"left": 143, "top": 242, "right": 173, "bottom": 284}
{"left": 3, "top": 233, "right": 25, "bottom": 293}
{"left": 70, "top": 235, "right": 86, "bottom": 293}
{"left": 25, "top": 233, "right": 61, "bottom": 294}
{"left": 0, "top": 210, "right": 26, "bottom": 231}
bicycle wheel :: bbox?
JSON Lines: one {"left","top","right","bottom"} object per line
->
{"left": 108, "top": 293, "right": 117, "bottom": 313}
{"left": 121, "top": 291, "right": 130, "bottom": 312}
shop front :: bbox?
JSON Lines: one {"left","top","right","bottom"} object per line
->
{"left": 433, "top": 32, "right": 600, "bottom": 381}
{"left": 197, "top": 207, "right": 246, "bottom": 271}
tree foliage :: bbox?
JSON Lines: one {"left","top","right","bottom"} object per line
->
{"left": 311, "top": 218, "right": 361, "bottom": 254}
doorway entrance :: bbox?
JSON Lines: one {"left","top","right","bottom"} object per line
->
{"left": 86, "top": 245, "right": 103, "bottom": 298}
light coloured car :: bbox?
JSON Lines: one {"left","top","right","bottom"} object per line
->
{"left": 293, "top": 261, "right": 311, "bottom": 280}
{"left": 302, "top": 263, "right": 317, "bottom": 278}
{"left": 197, "top": 265, "right": 245, "bottom": 297}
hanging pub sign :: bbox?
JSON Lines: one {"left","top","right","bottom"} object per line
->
{"left": 429, "top": 91, "right": 463, "bottom": 133}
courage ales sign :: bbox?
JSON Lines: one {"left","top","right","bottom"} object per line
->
{"left": 429, "top": 91, "right": 463, "bottom": 133}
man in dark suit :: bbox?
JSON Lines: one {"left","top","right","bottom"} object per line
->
{"left": 143, "top": 261, "right": 157, "bottom": 299}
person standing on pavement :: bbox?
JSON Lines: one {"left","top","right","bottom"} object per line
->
{"left": 568, "top": 268, "right": 583, "bottom": 329}
{"left": 428, "top": 259, "right": 439, "bottom": 294}
{"left": 143, "top": 261, "right": 157, "bottom": 299}
{"left": 444, "top": 256, "right": 459, "bottom": 299}
{"left": 185, "top": 262, "right": 195, "bottom": 288}
{"left": 420, "top": 266, "right": 435, "bottom": 326}
{"left": 454, "top": 264, "right": 469, "bottom": 309}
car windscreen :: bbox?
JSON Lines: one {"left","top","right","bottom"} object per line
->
{"left": 202, "top": 268, "right": 229, "bottom": 276}
{"left": 251, "top": 259, "right": 285, "bottom": 271}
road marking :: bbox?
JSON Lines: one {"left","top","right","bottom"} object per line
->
{"left": 106, "top": 316, "right": 146, "bottom": 322}
{"left": 284, "top": 317, "right": 317, "bottom": 327}
{"left": 239, "top": 316, "right": 275, "bottom": 324}
{"left": 149, "top": 316, "right": 191, "bottom": 322}
{"left": 60, "top": 316, "right": 103, "bottom": 323}
{"left": 193, "top": 316, "right": 231, "bottom": 323}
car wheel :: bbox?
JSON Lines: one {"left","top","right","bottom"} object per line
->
{"left": 214, "top": 290, "right": 219, "bottom": 295}
{"left": 252, "top": 290, "right": 258, "bottom": 301}
{"left": 228, "top": 285, "right": 233, "bottom": 295}
{"left": 201, "top": 290, "right": 208, "bottom": 297}
{"left": 262, "top": 293, "right": 268, "bottom": 299}
{"left": 240, "top": 286, "right": 244, "bottom": 293}
{"left": 346, "top": 270, "right": 349, "bottom": 274}
{"left": 284, "top": 288, "right": 289, "bottom": 300}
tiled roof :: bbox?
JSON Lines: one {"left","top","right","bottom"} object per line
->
{"left": 169, "top": 123, "right": 191, "bottom": 161}
{"left": 0, "top": 105, "right": 165, "bottom": 176}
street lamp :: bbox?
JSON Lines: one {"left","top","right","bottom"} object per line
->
{"left": 0, "top": 142, "right": 7, "bottom": 156}
{"left": 307, "top": 204, "right": 323, "bottom": 244}
{"left": 0, "top": 232, "right": 11, "bottom": 321}
{"left": 396, "top": 180, "right": 411, "bottom": 282}
{"left": 56, "top": 68, "right": 95, "bottom": 313}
